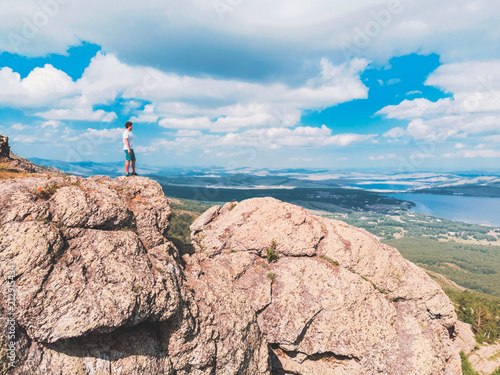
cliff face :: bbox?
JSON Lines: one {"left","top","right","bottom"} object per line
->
{"left": 0, "top": 174, "right": 470, "bottom": 374}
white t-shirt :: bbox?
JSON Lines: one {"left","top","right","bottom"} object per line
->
{"left": 123, "top": 130, "right": 134, "bottom": 150}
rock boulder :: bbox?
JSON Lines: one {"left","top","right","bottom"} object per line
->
{"left": 0, "top": 134, "right": 10, "bottom": 159}
{"left": 0, "top": 176, "right": 269, "bottom": 374}
{"left": 190, "top": 197, "right": 467, "bottom": 374}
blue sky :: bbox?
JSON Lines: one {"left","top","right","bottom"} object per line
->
{"left": 1, "top": 0, "right": 500, "bottom": 171}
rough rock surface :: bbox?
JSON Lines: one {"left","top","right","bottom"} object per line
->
{"left": 190, "top": 197, "right": 469, "bottom": 375}
{"left": 469, "top": 342, "right": 500, "bottom": 374}
{"left": 454, "top": 321, "right": 476, "bottom": 356}
{"left": 0, "top": 170, "right": 472, "bottom": 375}
{"left": 0, "top": 176, "right": 268, "bottom": 374}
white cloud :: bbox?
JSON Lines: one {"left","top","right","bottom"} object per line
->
{"left": 130, "top": 104, "right": 158, "bottom": 123}
{"left": 409, "top": 153, "right": 436, "bottom": 159}
{"left": 145, "top": 125, "right": 376, "bottom": 153}
{"left": 21, "top": 52, "right": 366, "bottom": 129}
{"left": 134, "top": 145, "right": 157, "bottom": 153}
{"left": 0, "top": 64, "right": 78, "bottom": 107}
{"left": 394, "top": 20, "right": 430, "bottom": 34}
{"left": 41, "top": 120, "right": 62, "bottom": 128}
{"left": 36, "top": 108, "right": 117, "bottom": 122}
{"left": 175, "top": 130, "right": 203, "bottom": 137}
{"left": 377, "top": 60, "right": 500, "bottom": 148}
{"left": 383, "top": 127, "right": 405, "bottom": 138}
{"left": 85, "top": 127, "right": 123, "bottom": 140}
{"left": 443, "top": 149, "right": 500, "bottom": 158}
{"left": 483, "top": 135, "right": 500, "bottom": 143}
{"left": 12, "top": 135, "right": 36, "bottom": 143}
{"left": 454, "top": 143, "right": 466, "bottom": 149}
{"left": 159, "top": 117, "right": 212, "bottom": 129}
{"left": 11, "top": 123, "right": 29, "bottom": 130}
{"left": 377, "top": 98, "right": 454, "bottom": 119}
{"left": 386, "top": 78, "right": 401, "bottom": 85}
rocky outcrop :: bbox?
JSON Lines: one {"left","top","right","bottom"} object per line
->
{"left": 0, "top": 173, "right": 471, "bottom": 374}
{"left": 0, "top": 135, "right": 10, "bottom": 159}
{"left": 190, "top": 197, "right": 467, "bottom": 374}
{"left": 0, "top": 133, "right": 64, "bottom": 175}
{"left": 0, "top": 176, "right": 268, "bottom": 374}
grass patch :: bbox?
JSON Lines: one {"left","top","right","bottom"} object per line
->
{"left": 460, "top": 350, "right": 479, "bottom": 375}
{"left": 320, "top": 255, "right": 339, "bottom": 267}
{"left": 266, "top": 239, "right": 279, "bottom": 263}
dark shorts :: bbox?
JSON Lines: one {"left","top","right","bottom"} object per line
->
{"left": 125, "top": 149, "right": 136, "bottom": 161}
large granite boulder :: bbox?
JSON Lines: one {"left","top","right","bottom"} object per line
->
{"left": 190, "top": 197, "right": 467, "bottom": 374}
{"left": 0, "top": 176, "right": 269, "bottom": 374}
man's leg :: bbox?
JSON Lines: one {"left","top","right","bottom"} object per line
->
{"left": 132, "top": 160, "right": 136, "bottom": 173}
{"left": 125, "top": 160, "right": 130, "bottom": 174}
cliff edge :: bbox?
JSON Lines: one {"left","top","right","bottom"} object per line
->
{"left": 0, "top": 172, "right": 472, "bottom": 374}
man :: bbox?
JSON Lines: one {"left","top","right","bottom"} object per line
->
{"left": 123, "top": 121, "right": 138, "bottom": 176}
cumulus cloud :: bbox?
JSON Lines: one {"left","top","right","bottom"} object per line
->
{"left": 35, "top": 107, "right": 117, "bottom": 122}
{"left": 383, "top": 127, "right": 406, "bottom": 138}
{"left": 41, "top": 120, "right": 62, "bottom": 128}
{"left": 377, "top": 60, "right": 500, "bottom": 148}
{"left": 130, "top": 104, "right": 158, "bottom": 123}
{"left": 0, "top": 65, "right": 79, "bottom": 107}
{"left": 38, "top": 52, "right": 365, "bottom": 130}
{"left": 376, "top": 98, "right": 454, "bottom": 119}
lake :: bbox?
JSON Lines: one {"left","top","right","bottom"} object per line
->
{"left": 387, "top": 193, "right": 500, "bottom": 227}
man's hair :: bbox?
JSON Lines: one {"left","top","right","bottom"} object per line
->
{"left": 125, "top": 121, "right": 133, "bottom": 129}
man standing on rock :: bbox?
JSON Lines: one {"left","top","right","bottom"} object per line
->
{"left": 123, "top": 121, "right": 138, "bottom": 176}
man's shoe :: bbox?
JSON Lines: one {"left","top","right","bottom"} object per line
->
{"left": 131, "top": 172, "right": 139, "bottom": 176}
{"left": 125, "top": 173, "right": 131, "bottom": 177}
